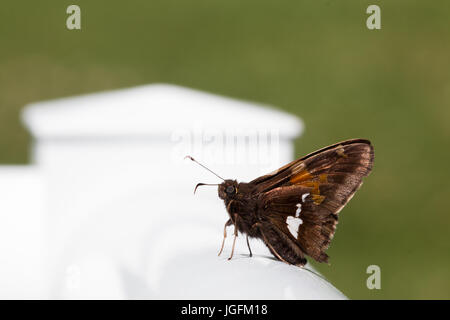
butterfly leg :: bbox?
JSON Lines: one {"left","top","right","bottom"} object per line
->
{"left": 228, "top": 214, "right": 239, "bottom": 261}
{"left": 252, "top": 222, "right": 288, "bottom": 264}
{"left": 246, "top": 234, "right": 252, "bottom": 257}
{"left": 261, "top": 231, "right": 288, "bottom": 264}
{"left": 218, "top": 219, "right": 233, "bottom": 256}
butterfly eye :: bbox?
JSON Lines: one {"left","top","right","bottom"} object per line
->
{"left": 226, "top": 186, "right": 235, "bottom": 194}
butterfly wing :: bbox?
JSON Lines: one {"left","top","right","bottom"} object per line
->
{"left": 254, "top": 139, "right": 374, "bottom": 265}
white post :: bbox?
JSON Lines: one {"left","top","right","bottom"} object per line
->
{"left": 19, "top": 83, "right": 345, "bottom": 299}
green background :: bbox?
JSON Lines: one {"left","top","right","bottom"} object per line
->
{"left": 1, "top": 1, "right": 449, "bottom": 299}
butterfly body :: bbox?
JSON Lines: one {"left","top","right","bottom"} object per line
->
{"left": 215, "top": 139, "right": 374, "bottom": 267}
{"left": 218, "top": 179, "right": 309, "bottom": 265}
{"left": 219, "top": 180, "right": 261, "bottom": 238}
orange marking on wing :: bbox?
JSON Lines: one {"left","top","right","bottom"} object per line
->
{"left": 292, "top": 172, "right": 327, "bottom": 204}
{"left": 290, "top": 170, "right": 312, "bottom": 184}
{"left": 297, "top": 181, "right": 320, "bottom": 195}
{"left": 319, "top": 173, "right": 328, "bottom": 183}
{"left": 312, "top": 194, "right": 326, "bottom": 205}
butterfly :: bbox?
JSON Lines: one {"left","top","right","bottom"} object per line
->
{"left": 186, "top": 139, "right": 374, "bottom": 266}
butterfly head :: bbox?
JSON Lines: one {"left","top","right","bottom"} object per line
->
{"left": 218, "top": 180, "right": 238, "bottom": 200}
{"left": 185, "top": 156, "right": 237, "bottom": 197}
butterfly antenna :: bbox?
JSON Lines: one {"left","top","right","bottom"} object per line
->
{"left": 185, "top": 156, "right": 225, "bottom": 181}
{"left": 193, "top": 183, "right": 219, "bottom": 194}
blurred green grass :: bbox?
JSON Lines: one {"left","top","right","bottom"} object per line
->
{"left": 1, "top": 0, "right": 449, "bottom": 299}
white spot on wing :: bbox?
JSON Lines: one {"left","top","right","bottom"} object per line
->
{"left": 286, "top": 216, "right": 303, "bottom": 238}
{"left": 302, "top": 193, "right": 310, "bottom": 202}
{"left": 295, "top": 203, "right": 302, "bottom": 217}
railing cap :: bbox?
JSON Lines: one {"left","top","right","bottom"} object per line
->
{"left": 22, "top": 84, "right": 303, "bottom": 140}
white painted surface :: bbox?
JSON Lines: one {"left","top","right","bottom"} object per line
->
{"left": 0, "top": 167, "right": 48, "bottom": 299}
{"left": 0, "top": 84, "right": 346, "bottom": 299}
{"left": 22, "top": 84, "right": 301, "bottom": 139}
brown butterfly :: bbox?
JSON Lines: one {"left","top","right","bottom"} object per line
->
{"left": 186, "top": 138, "right": 374, "bottom": 267}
